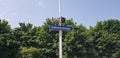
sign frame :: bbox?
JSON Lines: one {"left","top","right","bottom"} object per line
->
{"left": 49, "top": 25, "right": 72, "bottom": 31}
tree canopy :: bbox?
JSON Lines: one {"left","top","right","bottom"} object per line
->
{"left": 0, "top": 19, "right": 120, "bottom": 58}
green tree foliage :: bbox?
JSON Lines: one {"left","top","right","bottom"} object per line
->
{"left": 0, "top": 20, "right": 20, "bottom": 58}
{"left": 13, "top": 23, "right": 33, "bottom": 47}
{"left": 63, "top": 24, "right": 87, "bottom": 58}
{"left": 87, "top": 19, "right": 120, "bottom": 58}
{"left": 0, "top": 19, "right": 120, "bottom": 58}
{"left": 20, "top": 47, "right": 41, "bottom": 58}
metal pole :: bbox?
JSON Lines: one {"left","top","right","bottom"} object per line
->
{"left": 59, "top": 0, "right": 62, "bottom": 58}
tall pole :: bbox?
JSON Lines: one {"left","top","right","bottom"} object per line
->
{"left": 59, "top": 0, "right": 62, "bottom": 58}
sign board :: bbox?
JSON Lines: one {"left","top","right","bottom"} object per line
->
{"left": 50, "top": 25, "right": 72, "bottom": 31}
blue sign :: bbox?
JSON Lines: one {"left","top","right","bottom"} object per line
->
{"left": 50, "top": 25, "right": 72, "bottom": 31}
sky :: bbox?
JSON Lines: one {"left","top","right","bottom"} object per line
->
{"left": 0, "top": 0, "right": 120, "bottom": 28}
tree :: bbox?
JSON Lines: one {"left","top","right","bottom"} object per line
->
{"left": 0, "top": 20, "right": 19, "bottom": 58}
{"left": 63, "top": 24, "right": 87, "bottom": 58}
{"left": 13, "top": 23, "right": 33, "bottom": 47}
{"left": 87, "top": 19, "right": 120, "bottom": 58}
{"left": 1, "top": 19, "right": 120, "bottom": 58}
